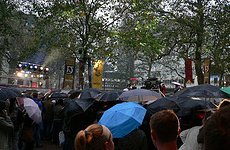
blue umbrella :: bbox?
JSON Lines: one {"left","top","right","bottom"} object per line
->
{"left": 98, "top": 102, "right": 146, "bottom": 138}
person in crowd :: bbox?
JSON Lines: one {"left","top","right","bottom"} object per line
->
{"left": 9, "top": 98, "right": 24, "bottom": 150}
{"left": 75, "top": 124, "right": 114, "bottom": 150}
{"left": 204, "top": 105, "right": 230, "bottom": 150}
{"left": 52, "top": 98, "right": 64, "bottom": 144}
{"left": 217, "top": 98, "right": 230, "bottom": 110}
{"left": 179, "top": 110, "right": 212, "bottom": 150}
{"left": 114, "top": 128, "right": 148, "bottom": 150}
{"left": 0, "top": 101, "right": 14, "bottom": 150}
{"left": 32, "top": 92, "right": 43, "bottom": 148}
{"left": 42, "top": 96, "right": 54, "bottom": 140}
{"left": 149, "top": 110, "right": 180, "bottom": 150}
{"left": 160, "top": 83, "right": 166, "bottom": 96}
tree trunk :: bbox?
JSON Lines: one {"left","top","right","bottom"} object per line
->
{"left": 147, "top": 63, "right": 152, "bottom": 78}
{"left": 219, "top": 72, "right": 224, "bottom": 87}
{"left": 88, "top": 57, "right": 92, "bottom": 88}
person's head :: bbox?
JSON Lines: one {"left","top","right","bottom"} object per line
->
{"left": 218, "top": 99, "right": 230, "bottom": 110}
{"left": 75, "top": 124, "right": 114, "bottom": 150}
{"left": 204, "top": 105, "right": 230, "bottom": 150}
{"left": 150, "top": 110, "right": 180, "bottom": 147}
{"left": 32, "top": 92, "right": 38, "bottom": 99}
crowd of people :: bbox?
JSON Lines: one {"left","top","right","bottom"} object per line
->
{"left": 0, "top": 88, "right": 230, "bottom": 150}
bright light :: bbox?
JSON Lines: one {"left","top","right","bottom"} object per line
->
{"left": 34, "top": 65, "right": 38, "bottom": 69}
{"left": 25, "top": 74, "right": 28, "bottom": 77}
{"left": 30, "top": 65, "right": 33, "bottom": 69}
{"left": 31, "top": 74, "right": 34, "bottom": 78}
{"left": 16, "top": 72, "right": 24, "bottom": 78}
{"left": 40, "top": 74, "right": 44, "bottom": 78}
{"left": 45, "top": 68, "right": 49, "bottom": 71}
{"left": 40, "top": 67, "right": 44, "bottom": 70}
{"left": 18, "top": 64, "right": 22, "bottom": 67}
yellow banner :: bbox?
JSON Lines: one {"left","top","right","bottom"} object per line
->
{"left": 92, "top": 60, "right": 104, "bottom": 89}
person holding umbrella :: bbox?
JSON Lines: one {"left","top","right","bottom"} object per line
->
{"left": 75, "top": 123, "right": 114, "bottom": 150}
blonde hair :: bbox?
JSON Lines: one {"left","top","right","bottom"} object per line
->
{"left": 218, "top": 99, "right": 230, "bottom": 110}
{"left": 75, "top": 124, "right": 111, "bottom": 150}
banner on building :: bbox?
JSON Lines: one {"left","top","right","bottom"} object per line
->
{"left": 92, "top": 60, "right": 104, "bottom": 89}
{"left": 203, "top": 58, "right": 211, "bottom": 84}
{"left": 63, "top": 57, "right": 76, "bottom": 89}
{"left": 185, "top": 58, "right": 193, "bottom": 84}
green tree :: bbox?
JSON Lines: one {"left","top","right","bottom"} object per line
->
{"left": 31, "top": 0, "right": 131, "bottom": 88}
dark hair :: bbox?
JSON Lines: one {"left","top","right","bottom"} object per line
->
{"left": 150, "top": 110, "right": 179, "bottom": 143}
{"left": 32, "top": 92, "right": 38, "bottom": 98}
{"left": 204, "top": 105, "right": 230, "bottom": 150}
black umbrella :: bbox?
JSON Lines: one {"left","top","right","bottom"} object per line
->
{"left": 0, "top": 90, "right": 8, "bottom": 101}
{"left": 63, "top": 98, "right": 98, "bottom": 139}
{"left": 95, "top": 90, "right": 123, "bottom": 101}
{"left": 176, "top": 84, "right": 226, "bottom": 98}
{"left": 0, "top": 88, "right": 21, "bottom": 100}
{"left": 75, "top": 98, "right": 96, "bottom": 112}
{"left": 8, "top": 88, "right": 22, "bottom": 96}
{"left": 164, "top": 96, "right": 215, "bottom": 116}
{"left": 49, "top": 92, "right": 68, "bottom": 99}
{"left": 146, "top": 97, "right": 180, "bottom": 115}
{"left": 68, "top": 90, "right": 81, "bottom": 99}
{"left": 79, "top": 88, "right": 101, "bottom": 99}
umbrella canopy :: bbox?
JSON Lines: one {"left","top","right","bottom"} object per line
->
{"left": 220, "top": 87, "right": 230, "bottom": 97}
{"left": 172, "top": 96, "right": 216, "bottom": 116}
{"left": 23, "top": 98, "right": 42, "bottom": 123}
{"left": 118, "top": 89, "right": 162, "bottom": 104}
{"left": 149, "top": 96, "right": 216, "bottom": 117}
{"left": 95, "top": 90, "right": 123, "bottom": 101}
{"left": 99, "top": 102, "right": 147, "bottom": 138}
{"left": 146, "top": 97, "right": 180, "bottom": 115}
{"left": 75, "top": 98, "right": 96, "bottom": 112}
{"left": 79, "top": 88, "right": 102, "bottom": 99}
{"left": 176, "top": 84, "right": 226, "bottom": 98}
{"left": 49, "top": 92, "right": 68, "bottom": 99}
{"left": 0, "top": 89, "right": 8, "bottom": 101}
{"left": 0, "top": 87, "right": 22, "bottom": 101}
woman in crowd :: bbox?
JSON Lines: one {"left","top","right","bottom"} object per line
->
{"left": 75, "top": 123, "right": 114, "bottom": 150}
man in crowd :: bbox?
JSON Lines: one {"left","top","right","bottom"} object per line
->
{"left": 150, "top": 110, "right": 180, "bottom": 150}
{"left": 204, "top": 105, "right": 230, "bottom": 150}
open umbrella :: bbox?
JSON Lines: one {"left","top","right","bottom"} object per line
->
{"left": 49, "top": 92, "right": 68, "bottom": 99}
{"left": 176, "top": 84, "right": 226, "bottom": 98}
{"left": 79, "top": 88, "right": 102, "bottom": 99}
{"left": 95, "top": 90, "right": 123, "bottom": 101}
{"left": 149, "top": 96, "right": 216, "bottom": 117}
{"left": 75, "top": 98, "right": 96, "bottom": 112}
{"left": 23, "top": 98, "right": 42, "bottom": 123}
{"left": 0, "top": 87, "right": 21, "bottom": 100}
{"left": 220, "top": 87, "right": 230, "bottom": 97}
{"left": 146, "top": 97, "right": 180, "bottom": 115}
{"left": 99, "top": 102, "right": 146, "bottom": 138}
{"left": 118, "top": 89, "right": 162, "bottom": 104}
{"left": 63, "top": 99, "right": 98, "bottom": 138}
{"left": 0, "top": 89, "right": 8, "bottom": 101}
